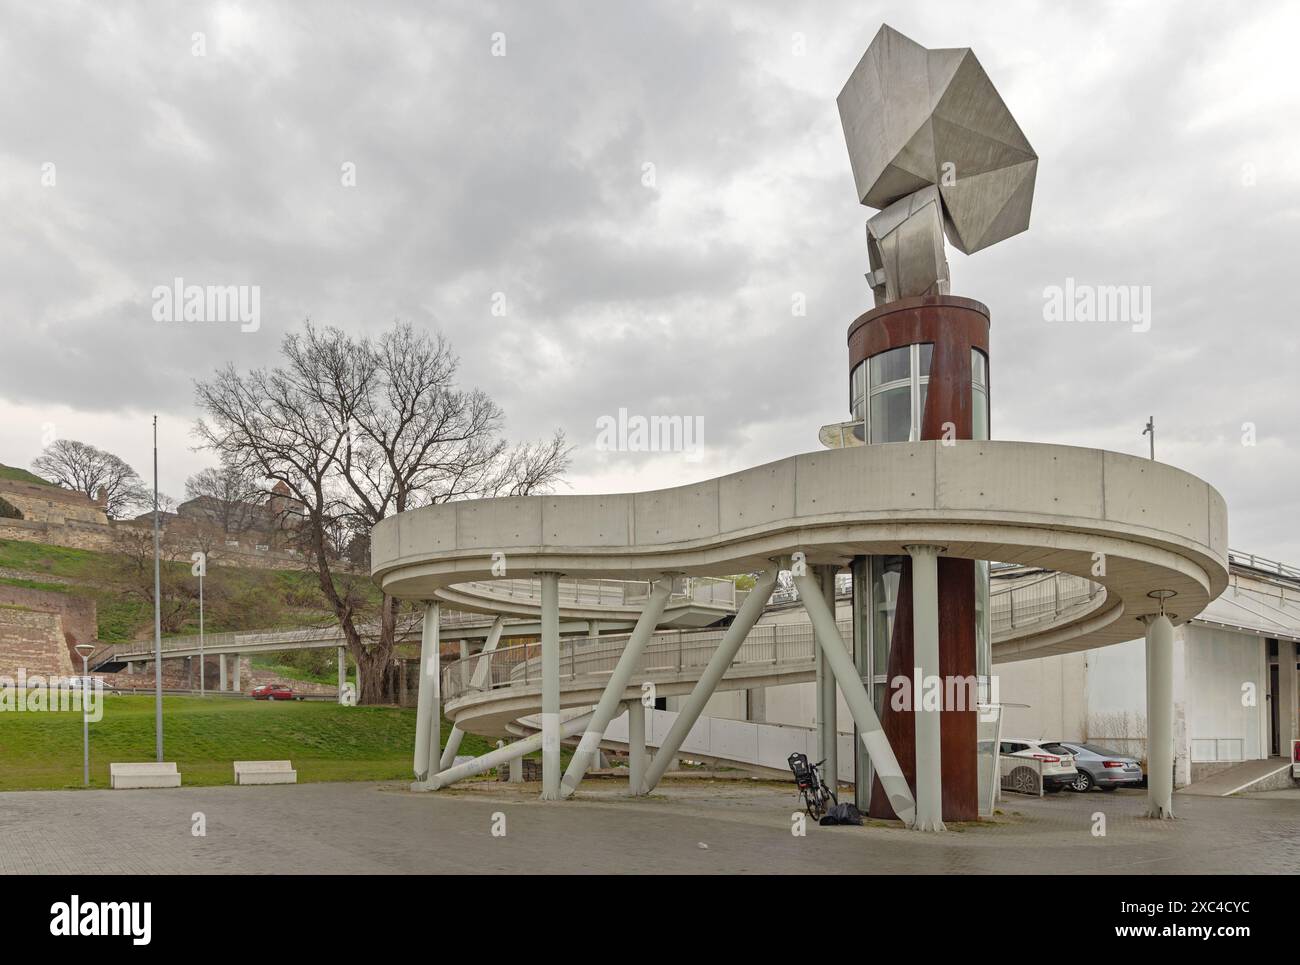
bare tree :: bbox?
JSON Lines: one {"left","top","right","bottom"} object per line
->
{"left": 194, "top": 321, "right": 570, "bottom": 704}
{"left": 184, "top": 462, "right": 265, "bottom": 534}
{"left": 31, "top": 439, "right": 149, "bottom": 519}
{"left": 114, "top": 526, "right": 193, "bottom": 634}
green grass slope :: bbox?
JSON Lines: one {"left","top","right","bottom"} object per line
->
{"left": 0, "top": 695, "right": 494, "bottom": 790}
{"left": 0, "top": 465, "right": 54, "bottom": 486}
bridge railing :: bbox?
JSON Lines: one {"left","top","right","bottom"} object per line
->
{"left": 990, "top": 571, "right": 1101, "bottom": 633}
{"left": 443, "top": 619, "right": 845, "bottom": 701}
{"left": 456, "top": 575, "right": 737, "bottom": 610}
{"left": 443, "top": 569, "right": 1103, "bottom": 702}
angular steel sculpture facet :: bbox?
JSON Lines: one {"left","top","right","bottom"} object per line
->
{"left": 838, "top": 24, "right": 1037, "bottom": 305}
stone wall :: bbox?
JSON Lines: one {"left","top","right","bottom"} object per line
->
{"left": 0, "top": 606, "right": 75, "bottom": 677}
{"left": 0, "top": 514, "right": 307, "bottom": 570}
{"left": 0, "top": 479, "right": 108, "bottom": 526}
{"left": 0, "top": 585, "right": 97, "bottom": 653}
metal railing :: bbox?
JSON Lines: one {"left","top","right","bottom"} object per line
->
{"left": 1229, "top": 549, "right": 1300, "bottom": 582}
{"left": 443, "top": 569, "right": 1103, "bottom": 704}
{"left": 443, "top": 619, "right": 849, "bottom": 701}
{"left": 454, "top": 575, "right": 737, "bottom": 610}
{"left": 990, "top": 571, "right": 1101, "bottom": 633}
{"left": 98, "top": 566, "right": 1099, "bottom": 683}
{"left": 104, "top": 623, "right": 359, "bottom": 662}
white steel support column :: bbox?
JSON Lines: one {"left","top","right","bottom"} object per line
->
{"left": 906, "top": 544, "right": 945, "bottom": 832}
{"left": 1144, "top": 611, "right": 1175, "bottom": 819}
{"left": 626, "top": 700, "right": 646, "bottom": 794}
{"left": 440, "top": 616, "right": 505, "bottom": 770}
{"left": 219, "top": 653, "right": 228, "bottom": 692}
{"left": 816, "top": 566, "right": 839, "bottom": 791}
{"left": 1278, "top": 640, "right": 1298, "bottom": 762}
{"left": 793, "top": 569, "right": 916, "bottom": 826}
{"left": 562, "top": 577, "right": 673, "bottom": 797}
{"left": 539, "top": 572, "right": 562, "bottom": 800}
{"left": 337, "top": 646, "right": 346, "bottom": 697}
{"left": 643, "top": 567, "right": 779, "bottom": 793}
{"left": 412, "top": 602, "right": 440, "bottom": 784}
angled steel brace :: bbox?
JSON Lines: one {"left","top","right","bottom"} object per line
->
{"left": 642, "top": 567, "right": 780, "bottom": 794}
{"left": 792, "top": 569, "right": 916, "bottom": 826}
{"left": 560, "top": 576, "right": 675, "bottom": 798}
{"left": 440, "top": 615, "right": 506, "bottom": 770}
{"left": 422, "top": 711, "right": 596, "bottom": 790}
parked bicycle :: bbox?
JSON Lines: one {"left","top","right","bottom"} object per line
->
{"left": 787, "top": 752, "right": 838, "bottom": 820}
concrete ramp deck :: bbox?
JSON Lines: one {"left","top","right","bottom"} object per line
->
{"left": 1178, "top": 759, "right": 1294, "bottom": 796}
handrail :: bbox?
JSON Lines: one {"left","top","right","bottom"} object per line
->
{"left": 1229, "top": 549, "right": 1300, "bottom": 582}
{"left": 449, "top": 575, "right": 738, "bottom": 609}
{"left": 442, "top": 569, "right": 1104, "bottom": 702}
{"left": 99, "top": 568, "right": 1099, "bottom": 672}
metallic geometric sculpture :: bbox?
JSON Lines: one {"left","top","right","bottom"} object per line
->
{"left": 838, "top": 24, "right": 1037, "bottom": 305}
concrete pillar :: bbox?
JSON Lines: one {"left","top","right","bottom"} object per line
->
{"left": 1278, "top": 639, "right": 1298, "bottom": 761}
{"left": 540, "top": 572, "right": 561, "bottom": 800}
{"left": 126, "top": 661, "right": 135, "bottom": 675}
{"left": 816, "top": 566, "right": 839, "bottom": 791}
{"left": 626, "top": 701, "right": 646, "bottom": 795}
{"left": 337, "top": 646, "right": 346, "bottom": 698}
{"left": 746, "top": 687, "right": 766, "bottom": 723}
{"left": 1145, "top": 612, "right": 1175, "bottom": 819}
{"left": 219, "top": 653, "right": 228, "bottom": 692}
{"left": 907, "top": 544, "right": 944, "bottom": 831}
{"left": 509, "top": 754, "right": 523, "bottom": 783}
{"left": 231, "top": 654, "right": 241, "bottom": 693}
{"left": 412, "top": 602, "right": 440, "bottom": 783}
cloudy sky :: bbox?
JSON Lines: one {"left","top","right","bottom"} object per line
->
{"left": 2, "top": 0, "right": 1297, "bottom": 560}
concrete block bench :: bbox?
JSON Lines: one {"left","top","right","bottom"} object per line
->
{"left": 110, "top": 762, "right": 181, "bottom": 789}
{"left": 234, "top": 760, "right": 297, "bottom": 785}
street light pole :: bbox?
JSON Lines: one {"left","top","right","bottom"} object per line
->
{"left": 1142, "top": 416, "right": 1155, "bottom": 460}
{"left": 74, "top": 643, "right": 95, "bottom": 786}
{"left": 152, "top": 415, "right": 163, "bottom": 761}
{"left": 199, "top": 566, "right": 204, "bottom": 696}
{"left": 192, "top": 551, "right": 206, "bottom": 696}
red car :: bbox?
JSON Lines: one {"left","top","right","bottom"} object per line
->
{"left": 251, "top": 683, "right": 299, "bottom": 701}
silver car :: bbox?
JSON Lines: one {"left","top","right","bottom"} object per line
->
{"left": 1044, "top": 741, "right": 1143, "bottom": 792}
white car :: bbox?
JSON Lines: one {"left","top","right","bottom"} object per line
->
{"left": 999, "top": 738, "right": 1078, "bottom": 795}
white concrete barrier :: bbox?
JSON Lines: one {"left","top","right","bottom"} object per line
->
{"left": 234, "top": 760, "right": 297, "bottom": 785}
{"left": 110, "top": 762, "right": 181, "bottom": 789}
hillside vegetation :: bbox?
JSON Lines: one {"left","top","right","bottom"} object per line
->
{"left": 0, "top": 537, "right": 401, "bottom": 680}
{"left": 0, "top": 464, "right": 54, "bottom": 486}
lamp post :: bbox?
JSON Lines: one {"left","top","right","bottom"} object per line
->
{"left": 1142, "top": 416, "right": 1155, "bottom": 460}
{"left": 191, "top": 551, "right": 206, "bottom": 696}
{"left": 152, "top": 415, "right": 163, "bottom": 761}
{"left": 74, "top": 643, "right": 95, "bottom": 787}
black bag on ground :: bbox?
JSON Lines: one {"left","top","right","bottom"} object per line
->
{"left": 819, "top": 803, "right": 863, "bottom": 826}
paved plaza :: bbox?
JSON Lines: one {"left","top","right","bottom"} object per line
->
{"left": 2, "top": 778, "right": 1296, "bottom": 874}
